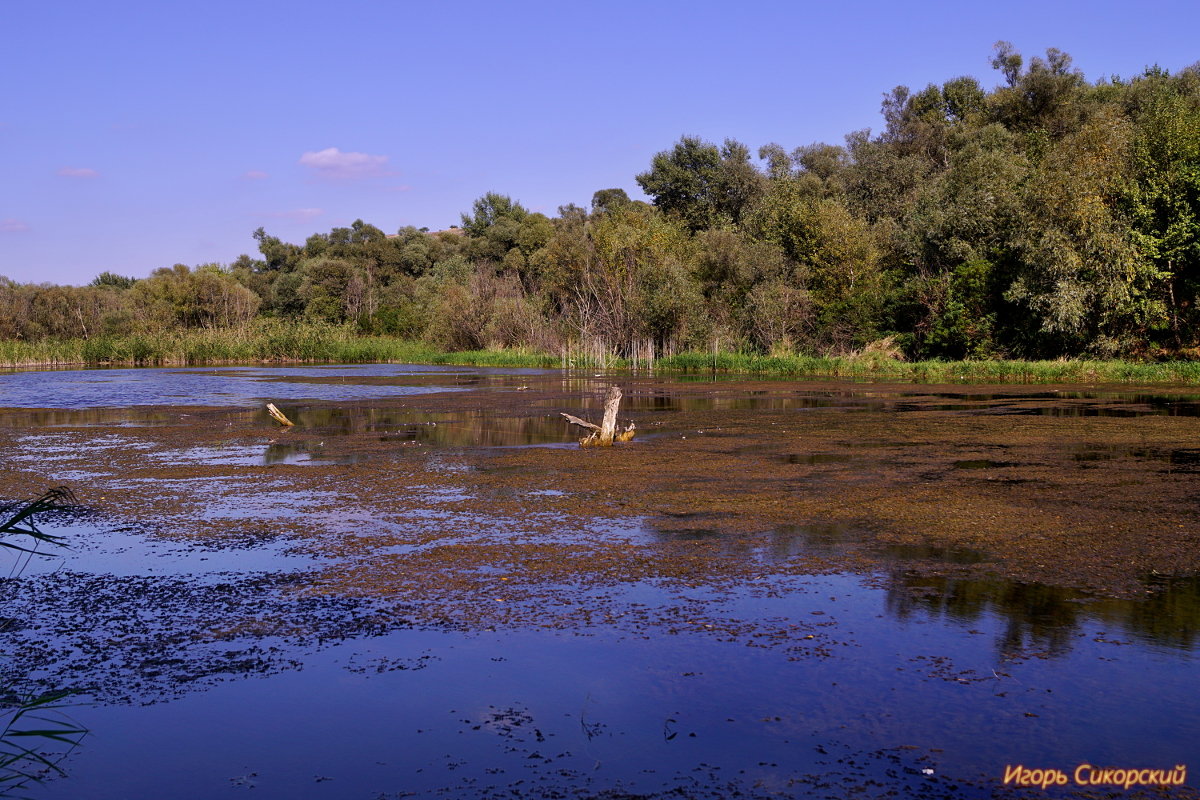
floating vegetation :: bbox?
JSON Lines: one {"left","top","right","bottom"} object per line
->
{"left": 3, "top": 372, "right": 1200, "bottom": 797}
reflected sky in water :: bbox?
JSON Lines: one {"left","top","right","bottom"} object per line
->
{"left": 0, "top": 364, "right": 552, "bottom": 409}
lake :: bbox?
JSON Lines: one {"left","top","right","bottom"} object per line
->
{"left": 1, "top": 364, "right": 1198, "bottom": 799}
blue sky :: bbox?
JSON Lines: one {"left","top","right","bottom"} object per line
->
{"left": 2, "top": 0, "right": 1198, "bottom": 286}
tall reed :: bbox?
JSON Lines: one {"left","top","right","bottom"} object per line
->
{"left": 5, "top": 325, "right": 1200, "bottom": 384}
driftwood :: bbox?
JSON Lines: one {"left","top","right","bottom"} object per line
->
{"left": 561, "top": 385, "right": 635, "bottom": 447}
{"left": 266, "top": 403, "right": 294, "bottom": 427}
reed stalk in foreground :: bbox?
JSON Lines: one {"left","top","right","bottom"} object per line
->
{"left": 0, "top": 487, "right": 75, "bottom": 557}
{"left": 0, "top": 487, "right": 87, "bottom": 797}
{"left": 0, "top": 692, "right": 87, "bottom": 797}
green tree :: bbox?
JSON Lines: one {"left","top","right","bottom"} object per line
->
{"left": 1005, "top": 106, "right": 1150, "bottom": 355}
{"left": 636, "top": 136, "right": 765, "bottom": 231}
{"left": 591, "top": 188, "right": 631, "bottom": 215}
{"left": 252, "top": 227, "right": 303, "bottom": 272}
{"left": 566, "top": 204, "right": 700, "bottom": 355}
{"left": 460, "top": 192, "right": 528, "bottom": 237}
{"left": 89, "top": 272, "right": 137, "bottom": 290}
{"left": 298, "top": 258, "right": 365, "bottom": 324}
{"left": 1122, "top": 67, "right": 1200, "bottom": 347}
{"left": 987, "top": 43, "right": 1086, "bottom": 136}
{"left": 133, "top": 264, "right": 260, "bottom": 329}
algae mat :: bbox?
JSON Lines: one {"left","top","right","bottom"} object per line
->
{"left": 0, "top": 365, "right": 1197, "bottom": 798}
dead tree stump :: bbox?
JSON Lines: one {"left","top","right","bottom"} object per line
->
{"left": 561, "top": 385, "right": 636, "bottom": 447}
{"left": 266, "top": 403, "right": 294, "bottom": 427}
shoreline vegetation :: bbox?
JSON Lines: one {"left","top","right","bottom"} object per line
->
{"left": 5, "top": 46, "right": 1200, "bottom": 379}
{"left": 4, "top": 322, "right": 1200, "bottom": 385}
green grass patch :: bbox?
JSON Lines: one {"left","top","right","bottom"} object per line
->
{"left": 657, "top": 351, "right": 1200, "bottom": 384}
{"left": 4, "top": 326, "right": 1200, "bottom": 385}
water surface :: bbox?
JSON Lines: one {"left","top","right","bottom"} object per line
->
{"left": 2, "top": 364, "right": 1198, "bottom": 798}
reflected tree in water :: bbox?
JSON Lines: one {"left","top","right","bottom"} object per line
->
{"left": 886, "top": 570, "right": 1200, "bottom": 658}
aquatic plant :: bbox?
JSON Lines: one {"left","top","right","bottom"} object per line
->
{"left": 0, "top": 487, "right": 87, "bottom": 797}
{"left": 7, "top": 320, "right": 1200, "bottom": 384}
{"left": 0, "top": 487, "right": 75, "bottom": 558}
{"left": 0, "top": 692, "right": 86, "bottom": 797}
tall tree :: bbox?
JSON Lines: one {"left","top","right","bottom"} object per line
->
{"left": 1123, "top": 67, "right": 1200, "bottom": 347}
{"left": 636, "top": 136, "right": 765, "bottom": 231}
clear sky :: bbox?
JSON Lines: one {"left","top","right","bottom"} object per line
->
{"left": 2, "top": 0, "right": 1198, "bottom": 286}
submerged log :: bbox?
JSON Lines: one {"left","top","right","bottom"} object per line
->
{"left": 561, "top": 385, "right": 636, "bottom": 447}
{"left": 266, "top": 403, "right": 294, "bottom": 427}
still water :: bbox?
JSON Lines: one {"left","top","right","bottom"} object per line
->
{"left": 0, "top": 363, "right": 559, "bottom": 409}
{"left": 0, "top": 364, "right": 1197, "bottom": 799}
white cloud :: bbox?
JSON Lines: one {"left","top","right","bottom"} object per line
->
{"left": 0, "top": 218, "right": 30, "bottom": 233}
{"left": 57, "top": 167, "right": 100, "bottom": 179}
{"left": 299, "top": 147, "right": 389, "bottom": 179}
{"left": 258, "top": 208, "right": 325, "bottom": 222}
{"left": 243, "top": 170, "right": 269, "bottom": 180}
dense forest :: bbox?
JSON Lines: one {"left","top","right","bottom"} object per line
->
{"left": 4, "top": 44, "right": 1200, "bottom": 361}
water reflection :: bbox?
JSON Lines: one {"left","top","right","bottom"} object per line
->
{"left": 535, "top": 391, "right": 858, "bottom": 413}
{"left": 261, "top": 406, "right": 578, "bottom": 451}
{"left": 980, "top": 391, "right": 1200, "bottom": 417}
{"left": 1070, "top": 443, "right": 1200, "bottom": 471}
{"left": 548, "top": 386, "right": 1200, "bottom": 417}
{"left": 6, "top": 365, "right": 1200, "bottom": 422}
{"left": 887, "top": 572, "right": 1200, "bottom": 656}
{"left": 21, "top": 379, "right": 1197, "bottom": 466}
{"left": 641, "top": 518, "right": 1200, "bottom": 657}
{"left": 0, "top": 408, "right": 175, "bottom": 428}
{"left": 642, "top": 519, "right": 812, "bottom": 564}
{"left": 952, "top": 459, "right": 1014, "bottom": 470}
{"left": 887, "top": 575, "right": 1086, "bottom": 657}
{"left": 0, "top": 365, "right": 483, "bottom": 410}
{"left": 782, "top": 453, "right": 856, "bottom": 465}
{"left": 878, "top": 539, "right": 1200, "bottom": 656}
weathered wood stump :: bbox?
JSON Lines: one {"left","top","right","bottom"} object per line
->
{"left": 266, "top": 403, "right": 294, "bottom": 427}
{"left": 561, "top": 385, "right": 635, "bottom": 447}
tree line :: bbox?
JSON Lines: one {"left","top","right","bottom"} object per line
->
{"left": 4, "top": 43, "right": 1199, "bottom": 360}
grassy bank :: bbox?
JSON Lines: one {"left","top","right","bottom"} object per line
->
{"left": 656, "top": 351, "right": 1200, "bottom": 384}
{"left": 0, "top": 323, "right": 562, "bottom": 371}
{"left": 4, "top": 324, "right": 1200, "bottom": 385}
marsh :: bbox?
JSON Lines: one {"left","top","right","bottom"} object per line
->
{"left": 1, "top": 364, "right": 1198, "bottom": 798}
